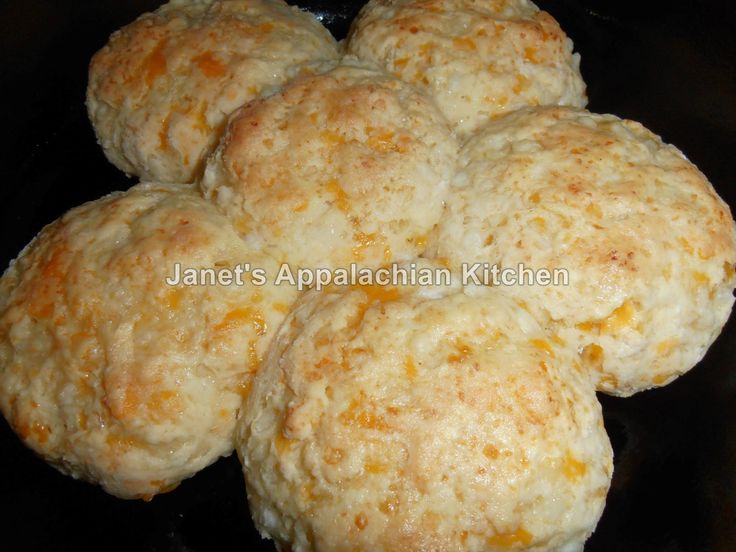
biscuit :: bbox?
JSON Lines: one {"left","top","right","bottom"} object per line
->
{"left": 430, "top": 107, "right": 736, "bottom": 396}
{"left": 346, "top": 0, "right": 586, "bottom": 138}
{"left": 238, "top": 279, "right": 612, "bottom": 551}
{"left": 0, "top": 182, "right": 295, "bottom": 498}
{"left": 87, "top": 0, "right": 339, "bottom": 183}
{"left": 200, "top": 59, "right": 457, "bottom": 271}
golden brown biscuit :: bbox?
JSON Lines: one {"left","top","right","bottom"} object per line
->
{"left": 87, "top": 0, "right": 339, "bottom": 183}
{"left": 430, "top": 107, "right": 736, "bottom": 396}
{"left": 238, "top": 278, "right": 612, "bottom": 551}
{"left": 200, "top": 59, "right": 458, "bottom": 271}
{"left": 346, "top": 0, "right": 586, "bottom": 138}
{"left": 0, "top": 182, "right": 295, "bottom": 498}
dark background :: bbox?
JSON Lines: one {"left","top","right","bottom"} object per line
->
{"left": 0, "top": 0, "right": 734, "bottom": 550}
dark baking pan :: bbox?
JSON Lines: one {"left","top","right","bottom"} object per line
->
{"left": 0, "top": 0, "right": 734, "bottom": 550}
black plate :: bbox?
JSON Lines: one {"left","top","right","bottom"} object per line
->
{"left": 0, "top": 1, "right": 735, "bottom": 550}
